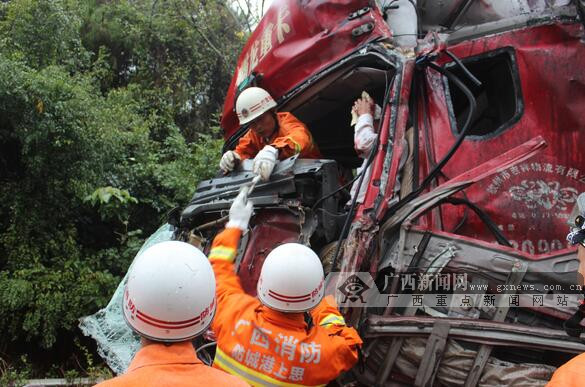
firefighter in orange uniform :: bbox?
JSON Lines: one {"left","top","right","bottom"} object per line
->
{"left": 96, "top": 241, "right": 249, "bottom": 387}
{"left": 219, "top": 87, "right": 321, "bottom": 182}
{"left": 548, "top": 193, "right": 585, "bottom": 387}
{"left": 208, "top": 188, "right": 362, "bottom": 386}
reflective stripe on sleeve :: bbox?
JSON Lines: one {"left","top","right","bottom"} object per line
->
{"left": 319, "top": 314, "right": 346, "bottom": 328}
{"left": 214, "top": 347, "right": 325, "bottom": 387}
{"left": 283, "top": 136, "right": 302, "bottom": 154}
{"left": 209, "top": 246, "right": 237, "bottom": 261}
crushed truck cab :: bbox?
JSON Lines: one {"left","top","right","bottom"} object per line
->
{"left": 171, "top": 1, "right": 585, "bottom": 385}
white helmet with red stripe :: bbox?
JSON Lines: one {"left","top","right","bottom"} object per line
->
{"left": 257, "top": 243, "right": 325, "bottom": 312}
{"left": 123, "top": 241, "right": 216, "bottom": 342}
{"left": 236, "top": 86, "right": 277, "bottom": 125}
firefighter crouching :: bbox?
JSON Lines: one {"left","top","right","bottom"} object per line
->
{"left": 219, "top": 87, "right": 322, "bottom": 182}
{"left": 208, "top": 188, "right": 363, "bottom": 386}
{"left": 548, "top": 193, "right": 585, "bottom": 386}
{"left": 96, "top": 241, "right": 249, "bottom": 386}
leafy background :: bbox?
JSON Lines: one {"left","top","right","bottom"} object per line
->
{"left": 0, "top": 0, "right": 259, "bottom": 382}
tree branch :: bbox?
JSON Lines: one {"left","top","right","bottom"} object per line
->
{"left": 180, "top": 0, "right": 228, "bottom": 69}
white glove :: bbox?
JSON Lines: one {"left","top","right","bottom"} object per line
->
{"left": 226, "top": 188, "right": 254, "bottom": 231}
{"left": 219, "top": 151, "right": 241, "bottom": 173}
{"left": 350, "top": 91, "right": 381, "bottom": 125}
{"left": 253, "top": 145, "right": 278, "bottom": 181}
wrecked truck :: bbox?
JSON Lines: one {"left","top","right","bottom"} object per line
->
{"left": 172, "top": 0, "right": 585, "bottom": 385}
{"left": 81, "top": 0, "right": 585, "bottom": 385}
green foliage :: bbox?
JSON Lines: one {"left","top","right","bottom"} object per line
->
{"left": 0, "top": 355, "right": 31, "bottom": 387}
{"left": 0, "top": 266, "right": 118, "bottom": 348}
{"left": 147, "top": 130, "right": 223, "bottom": 208}
{"left": 59, "top": 338, "right": 112, "bottom": 384}
{"left": 0, "top": 0, "right": 249, "bottom": 378}
{"left": 0, "top": 0, "right": 90, "bottom": 70}
{"left": 85, "top": 187, "right": 139, "bottom": 223}
{"left": 73, "top": 337, "right": 113, "bottom": 382}
{"left": 78, "top": 0, "right": 244, "bottom": 140}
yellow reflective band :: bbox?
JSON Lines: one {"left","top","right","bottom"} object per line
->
{"left": 284, "top": 136, "right": 302, "bottom": 154}
{"left": 209, "top": 246, "right": 236, "bottom": 261}
{"left": 319, "top": 314, "right": 346, "bottom": 328}
{"left": 214, "top": 347, "right": 325, "bottom": 387}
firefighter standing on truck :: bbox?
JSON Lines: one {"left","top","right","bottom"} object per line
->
{"left": 547, "top": 193, "right": 585, "bottom": 386}
{"left": 208, "top": 188, "right": 362, "bottom": 386}
{"left": 219, "top": 87, "right": 321, "bottom": 181}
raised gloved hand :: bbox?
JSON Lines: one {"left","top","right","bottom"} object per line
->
{"left": 351, "top": 91, "right": 381, "bottom": 125}
{"left": 219, "top": 150, "right": 241, "bottom": 174}
{"left": 226, "top": 187, "right": 254, "bottom": 231}
{"left": 253, "top": 145, "right": 278, "bottom": 181}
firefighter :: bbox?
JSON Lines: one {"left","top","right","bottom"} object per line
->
{"left": 219, "top": 87, "right": 321, "bottom": 181}
{"left": 547, "top": 193, "right": 585, "bottom": 386}
{"left": 208, "top": 188, "right": 363, "bottom": 386}
{"left": 96, "top": 241, "right": 249, "bottom": 387}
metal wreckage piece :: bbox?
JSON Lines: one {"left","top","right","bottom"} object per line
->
{"left": 168, "top": 138, "right": 581, "bottom": 386}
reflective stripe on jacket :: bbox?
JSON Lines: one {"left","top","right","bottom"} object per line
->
{"left": 235, "top": 112, "right": 322, "bottom": 160}
{"left": 209, "top": 228, "right": 362, "bottom": 387}
{"left": 547, "top": 352, "right": 585, "bottom": 386}
{"left": 95, "top": 341, "right": 249, "bottom": 387}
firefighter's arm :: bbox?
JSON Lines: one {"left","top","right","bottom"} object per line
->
{"left": 547, "top": 368, "right": 580, "bottom": 387}
{"left": 311, "top": 295, "right": 347, "bottom": 328}
{"left": 547, "top": 355, "right": 585, "bottom": 387}
{"left": 270, "top": 113, "right": 314, "bottom": 159}
{"left": 209, "top": 190, "right": 254, "bottom": 336}
{"left": 312, "top": 295, "right": 363, "bottom": 346}
{"left": 312, "top": 295, "right": 363, "bottom": 370}
{"left": 234, "top": 130, "right": 260, "bottom": 160}
{"left": 209, "top": 227, "right": 245, "bottom": 301}
{"left": 209, "top": 188, "right": 253, "bottom": 299}
{"left": 209, "top": 227, "right": 252, "bottom": 339}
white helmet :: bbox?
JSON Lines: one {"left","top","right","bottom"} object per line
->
{"left": 257, "top": 243, "right": 325, "bottom": 312}
{"left": 123, "top": 241, "right": 216, "bottom": 342}
{"left": 236, "top": 87, "right": 277, "bottom": 125}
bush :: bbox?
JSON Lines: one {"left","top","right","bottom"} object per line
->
{"left": 0, "top": 57, "right": 221, "bottom": 353}
{"left": 0, "top": 0, "right": 244, "bottom": 377}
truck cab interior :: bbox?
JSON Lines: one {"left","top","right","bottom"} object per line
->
{"left": 280, "top": 54, "right": 395, "bottom": 170}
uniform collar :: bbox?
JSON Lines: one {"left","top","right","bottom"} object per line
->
{"left": 128, "top": 341, "right": 201, "bottom": 372}
{"left": 259, "top": 305, "right": 308, "bottom": 331}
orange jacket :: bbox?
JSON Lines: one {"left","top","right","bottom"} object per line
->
{"left": 235, "top": 112, "right": 322, "bottom": 160}
{"left": 209, "top": 228, "right": 362, "bottom": 387}
{"left": 547, "top": 352, "right": 585, "bottom": 386}
{"left": 94, "top": 341, "right": 249, "bottom": 387}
